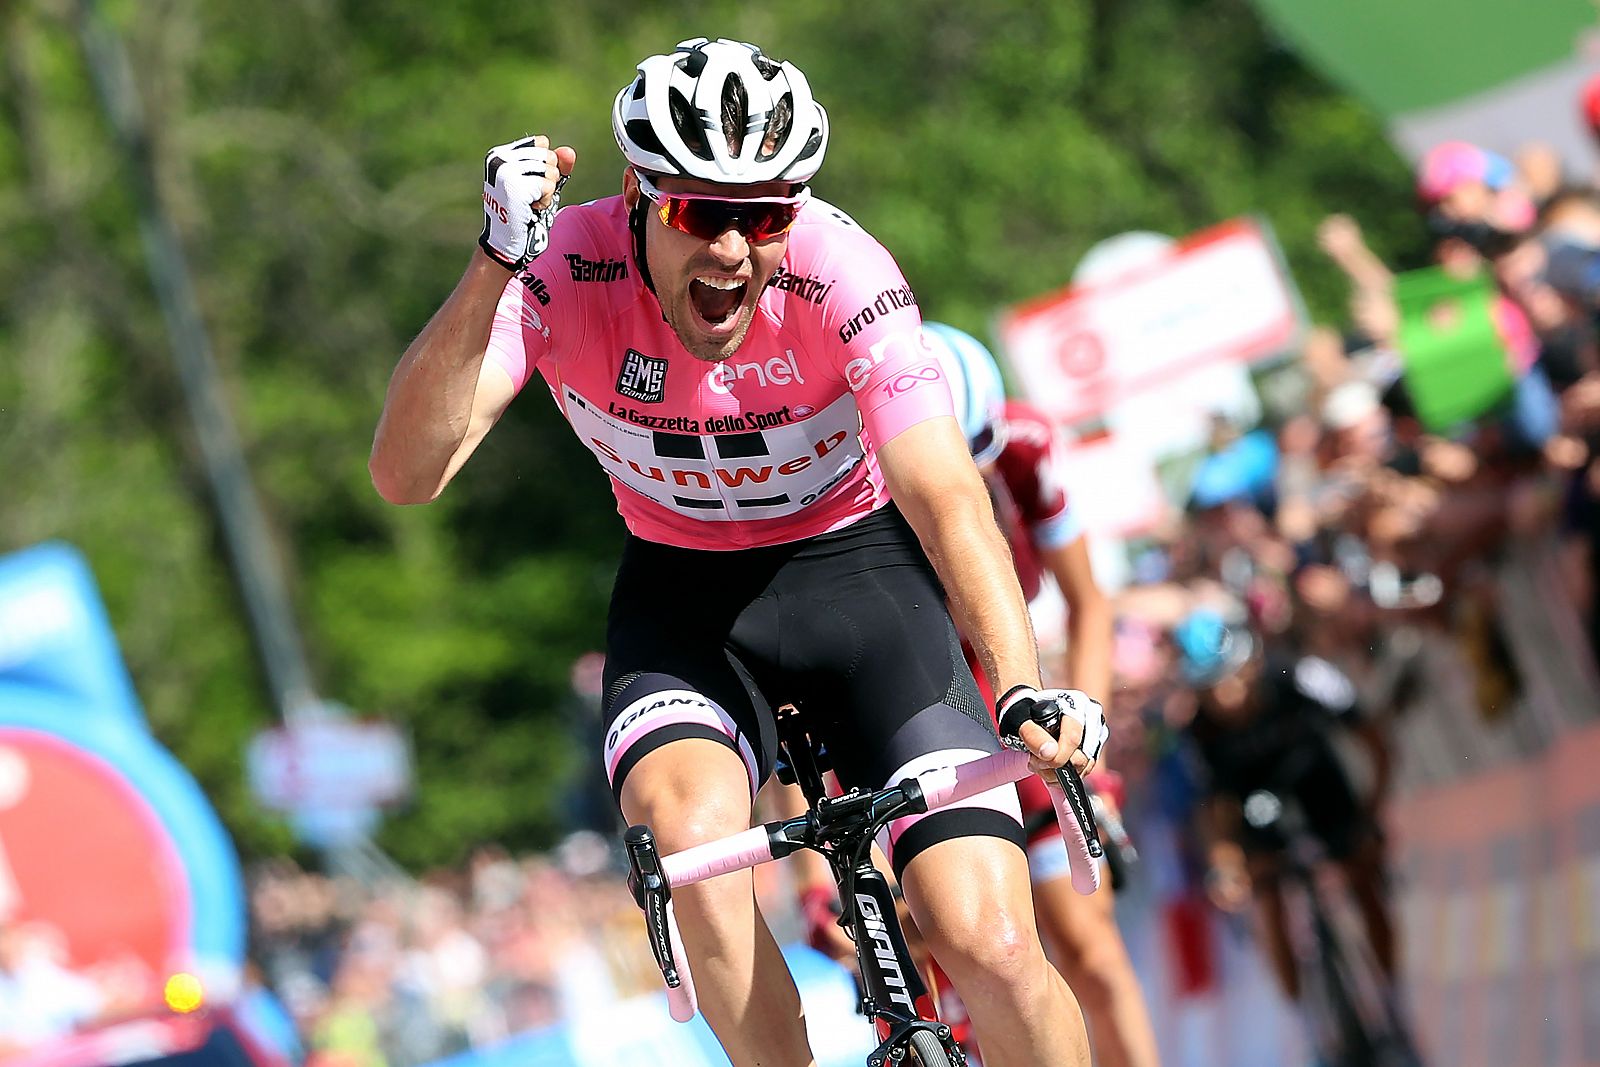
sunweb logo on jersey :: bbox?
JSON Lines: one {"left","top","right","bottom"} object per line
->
{"left": 616, "top": 349, "right": 668, "bottom": 404}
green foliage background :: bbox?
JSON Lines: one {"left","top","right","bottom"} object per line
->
{"left": 0, "top": 0, "right": 1420, "bottom": 867}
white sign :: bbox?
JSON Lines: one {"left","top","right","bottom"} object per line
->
{"left": 1056, "top": 433, "right": 1170, "bottom": 540}
{"left": 247, "top": 719, "right": 412, "bottom": 813}
{"left": 1105, "top": 360, "right": 1263, "bottom": 462}
{"left": 998, "top": 217, "right": 1304, "bottom": 427}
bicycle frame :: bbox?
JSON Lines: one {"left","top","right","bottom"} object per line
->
{"left": 1242, "top": 789, "right": 1421, "bottom": 1067}
{"left": 624, "top": 710, "right": 1101, "bottom": 1064}
{"left": 776, "top": 711, "right": 946, "bottom": 1057}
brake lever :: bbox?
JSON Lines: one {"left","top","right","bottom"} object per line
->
{"left": 1028, "top": 702, "right": 1105, "bottom": 861}
{"left": 624, "top": 825, "right": 681, "bottom": 987}
{"left": 1053, "top": 763, "right": 1105, "bottom": 860}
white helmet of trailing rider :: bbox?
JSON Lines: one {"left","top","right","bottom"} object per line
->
{"left": 922, "top": 322, "right": 1009, "bottom": 466}
{"left": 611, "top": 37, "right": 829, "bottom": 185}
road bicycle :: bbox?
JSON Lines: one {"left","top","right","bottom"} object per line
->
{"left": 626, "top": 703, "right": 1102, "bottom": 1066}
{"left": 1241, "top": 788, "right": 1425, "bottom": 1067}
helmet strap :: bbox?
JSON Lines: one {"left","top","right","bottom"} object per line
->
{"left": 628, "top": 196, "right": 658, "bottom": 298}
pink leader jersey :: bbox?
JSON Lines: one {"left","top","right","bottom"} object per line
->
{"left": 485, "top": 194, "right": 954, "bottom": 549}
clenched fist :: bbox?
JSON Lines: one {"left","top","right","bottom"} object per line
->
{"left": 479, "top": 136, "right": 576, "bottom": 270}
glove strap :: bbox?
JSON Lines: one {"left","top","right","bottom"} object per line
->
{"left": 996, "top": 684, "right": 1039, "bottom": 746}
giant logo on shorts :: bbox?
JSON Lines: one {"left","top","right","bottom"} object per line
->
{"left": 605, "top": 692, "right": 717, "bottom": 754}
{"left": 616, "top": 349, "right": 668, "bottom": 404}
{"left": 563, "top": 388, "right": 866, "bottom": 520}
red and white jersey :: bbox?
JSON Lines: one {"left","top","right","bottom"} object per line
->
{"left": 484, "top": 195, "right": 953, "bottom": 549}
{"left": 987, "top": 401, "right": 1084, "bottom": 652}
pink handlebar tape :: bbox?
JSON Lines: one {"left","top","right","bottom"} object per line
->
{"left": 659, "top": 825, "right": 776, "bottom": 887}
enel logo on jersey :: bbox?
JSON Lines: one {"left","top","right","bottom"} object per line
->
{"left": 706, "top": 349, "right": 806, "bottom": 395}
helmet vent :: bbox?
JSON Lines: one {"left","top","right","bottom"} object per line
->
{"left": 680, "top": 44, "right": 709, "bottom": 78}
{"left": 756, "top": 93, "right": 793, "bottom": 162}
{"left": 720, "top": 74, "right": 749, "bottom": 156}
{"left": 668, "top": 87, "right": 714, "bottom": 162}
{"left": 793, "top": 128, "right": 823, "bottom": 164}
{"left": 751, "top": 52, "right": 782, "bottom": 80}
{"left": 624, "top": 118, "right": 667, "bottom": 161}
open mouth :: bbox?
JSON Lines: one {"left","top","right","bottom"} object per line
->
{"left": 689, "top": 275, "right": 747, "bottom": 330}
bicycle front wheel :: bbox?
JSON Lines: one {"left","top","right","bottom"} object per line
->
{"left": 908, "top": 1028, "right": 955, "bottom": 1067}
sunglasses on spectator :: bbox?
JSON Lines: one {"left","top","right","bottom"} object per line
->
{"left": 635, "top": 172, "right": 810, "bottom": 242}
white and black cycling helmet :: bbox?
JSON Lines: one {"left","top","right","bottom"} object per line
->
{"left": 922, "top": 322, "right": 1009, "bottom": 466}
{"left": 612, "top": 38, "right": 829, "bottom": 185}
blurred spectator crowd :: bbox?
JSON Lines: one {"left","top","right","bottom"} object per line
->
{"left": 245, "top": 835, "right": 671, "bottom": 1067}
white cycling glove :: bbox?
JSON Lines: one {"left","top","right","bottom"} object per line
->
{"left": 479, "top": 136, "right": 567, "bottom": 270}
{"left": 996, "top": 685, "right": 1109, "bottom": 764}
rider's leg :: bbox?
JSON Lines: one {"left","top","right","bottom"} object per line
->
{"left": 1031, "top": 864, "right": 1162, "bottom": 1067}
{"left": 1340, "top": 836, "right": 1398, "bottom": 981}
{"left": 1298, "top": 752, "right": 1399, "bottom": 985}
{"left": 1247, "top": 856, "right": 1300, "bottom": 1002}
{"left": 621, "top": 737, "right": 815, "bottom": 1067}
{"left": 902, "top": 833, "right": 1091, "bottom": 1067}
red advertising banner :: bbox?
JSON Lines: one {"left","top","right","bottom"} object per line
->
{"left": 1389, "top": 720, "right": 1600, "bottom": 1067}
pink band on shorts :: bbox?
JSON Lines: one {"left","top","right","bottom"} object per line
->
{"left": 603, "top": 689, "right": 761, "bottom": 800}
{"left": 880, "top": 748, "right": 1023, "bottom": 865}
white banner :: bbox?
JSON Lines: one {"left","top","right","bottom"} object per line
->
{"left": 247, "top": 717, "right": 412, "bottom": 812}
{"left": 998, "top": 218, "right": 1304, "bottom": 428}
{"left": 1056, "top": 433, "right": 1171, "bottom": 540}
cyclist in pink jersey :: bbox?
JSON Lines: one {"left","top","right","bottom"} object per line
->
{"left": 370, "top": 37, "right": 1107, "bottom": 1067}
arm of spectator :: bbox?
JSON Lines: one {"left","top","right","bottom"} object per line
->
{"left": 1317, "top": 215, "right": 1403, "bottom": 348}
{"left": 1351, "top": 287, "right": 1401, "bottom": 349}
{"left": 1318, "top": 214, "right": 1395, "bottom": 293}
{"left": 1561, "top": 374, "right": 1600, "bottom": 435}
{"left": 1353, "top": 719, "right": 1394, "bottom": 812}
{"left": 1274, "top": 415, "right": 1324, "bottom": 543}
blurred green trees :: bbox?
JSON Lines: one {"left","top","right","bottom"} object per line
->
{"left": 0, "top": 0, "right": 1418, "bottom": 866}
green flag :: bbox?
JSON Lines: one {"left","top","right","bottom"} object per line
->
{"left": 1249, "top": 0, "right": 1597, "bottom": 170}
{"left": 1393, "top": 268, "right": 1516, "bottom": 432}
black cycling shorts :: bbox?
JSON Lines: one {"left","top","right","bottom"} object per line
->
{"left": 600, "top": 504, "right": 1024, "bottom": 877}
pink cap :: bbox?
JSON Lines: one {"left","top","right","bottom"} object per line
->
{"left": 1416, "top": 141, "right": 1512, "bottom": 206}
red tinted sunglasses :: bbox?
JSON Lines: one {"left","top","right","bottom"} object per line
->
{"left": 636, "top": 172, "right": 809, "bottom": 242}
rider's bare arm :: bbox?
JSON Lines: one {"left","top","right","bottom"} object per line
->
{"left": 371, "top": 139, "right": 574, "bottom": 505}
{"left": 370, "top": 254, "right": 518, "bottom": 504}
{"left": 1044, "top": 535, "right": 1114, "bottom": 714}
{"left": 877, "top": 417, "right": 1042, "bottom": 699}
